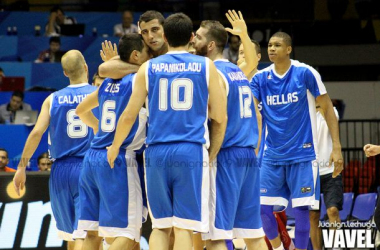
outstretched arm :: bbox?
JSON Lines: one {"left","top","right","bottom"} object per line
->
{"left": 225, "top": 10, "right": 258, "bottom": 77}
{"left": 13, "top": 95, "right": 51, "bottom": 195}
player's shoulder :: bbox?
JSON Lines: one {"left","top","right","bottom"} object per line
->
{"left": 253, "top": 64, "right": 273, "bottom": 79}
{"left": 291, "top": 60, "right": 318, "bottom": 75}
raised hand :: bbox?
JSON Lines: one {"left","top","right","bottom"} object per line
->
{"left": 100, "top": 40, "right": 118, "bottom": 62}
{"left": 225, "top": 10, "right": 247, "bottom": 36}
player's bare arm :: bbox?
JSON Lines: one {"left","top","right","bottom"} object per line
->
{"left": 107, "top": 62, "right": 148, "bottom": 168}
{"left": 76, "top": 89, "right": 100, "bottom": 134}
{"left": 317, "top": 93, "right": 343, "bottom": 178}
{"left": 253, "top": 96, "right": 262, "bottom": 155}
{"left": 208, "top": 59, "right": 228, "bottom": 162}
{"left": 13, "top": 95, "right": 52, "bottom": 196}
{"left": 98, "top": 58, "right": 139, "bottom": 79}
{"left": 225, "top": 10, "right": 258, "bottom": 77}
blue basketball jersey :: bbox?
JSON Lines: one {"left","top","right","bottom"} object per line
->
{"left": 250, "top": 60, "right": 327, "bottom": 163}
{"left": 49, "top": 83, "right": 97, "bottom": 160}
{"left": 91, "top": 74, "right": 145, "bottom": 150}
{"left": 145, "top": 51, "right": 209, "bottom": 146}
{"left": 214, "top": 59, "right": 258, "bottom": 148}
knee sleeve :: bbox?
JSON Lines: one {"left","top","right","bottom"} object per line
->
{"left": 294, "top": 206, "right": 310, "bottom": 249}
{"left": 260, "top": 205, "right": 278, "bottom": 240}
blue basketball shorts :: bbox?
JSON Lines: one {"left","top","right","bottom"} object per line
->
{"left": 49, "top": 156, "right": 86, "bottom": 241}
{"left": 203, "top": 147, "right": 265, "bottom": 240}
{"left": 260, "top": 160, "right": 318, "bottom": 208}
{"left": 78, "top": 148, "right": 142, "bottom": 241}
{"left": 144, "top": 142, "right": 209, "bottom": 232}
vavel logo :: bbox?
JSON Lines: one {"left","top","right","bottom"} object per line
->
{"left": 322, "top": 228, "right": 375, "bottom": 249}
{"left": 0, "top": 201, "right": 63, "bottom": 249}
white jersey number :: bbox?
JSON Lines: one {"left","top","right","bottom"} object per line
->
{"left": 101, "top": 100, "right": 116, "bottom": 132}
{"left": 159, "top": 78, "right": 193, "bottom": 111}
{"left": 67, "top": 109, "right": 88, "bottom": 138}
{"left": 239, "top": 86, "right": 253, "bottom": 118}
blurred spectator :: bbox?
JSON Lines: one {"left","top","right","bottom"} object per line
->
{"left": 223, "top": 35, "right": 240, "bottom": 64}
{"left": 45, "top": 6, "right": 77, "bottom": 36}
{"left": 0, "top": 148, "right": 15, "bottom": 172}
{"left": 0, "top": 68, "right": 4, "bottom": 85}
{"left": 92, "top": 71, "right": 105, "bottom": 87}
{"left": 35, "top": 37, "right": 65, "bottom": 63}
{"left": 114, "top": 10, "right": 138, "bottom": 37}
{"left": 37, "top": 152, "right": 52, "bottom": 171}
{"left": 0, "top": 91, "right": 32, "bottom": 124}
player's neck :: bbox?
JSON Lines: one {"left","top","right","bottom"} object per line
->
{"left": 274, "top": 59, "right": 291, "bottom": 75}
{"left": 168, "top": 45, "right": 189, "bottom": 52}
{"left": 209, "top": 51, "right": 223, "bottom": 61}
{"left": 152, "top": 44, "right": 168, "bottom": 57}
{"left": 69, "top": 77, "right": 88, "bottom": 85}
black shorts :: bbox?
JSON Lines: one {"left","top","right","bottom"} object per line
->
{"left": 321, "top": 173, "right": 344, "bottom": 210}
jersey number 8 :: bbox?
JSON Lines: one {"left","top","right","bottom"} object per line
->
{"left": 67, "top": 109, "right": 88, "bottom": 138}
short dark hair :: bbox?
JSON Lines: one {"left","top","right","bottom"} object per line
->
{"left": 50, "top": 5, "right": 64, "bottom": 14}
{"left": 200, "top": 20, "right": 228, "bottom": 54}
{"left": 0, "top": 67, "right": 3, "bottom": 72}
{"left": 139, "top": 10, "right": 164, "bottom": 26}
{"left": 163, "top": 13, "right": 193, "bottom": 47}
{"left": 38, "top": 152, "right": 49, "bottom": 164}
{"left": 251, "top": 40, "right": 261, "bottom": 54}
{"left": 12, "top": 90, "right": 24, "bottom": 100}
{"left": 228, "top": 35, "right": 240, "bottom": 43}
{"left": 49, "top": 36, "right": 60, "bottom": 44}
{"left": 118, "top": 33, "right": 145, "bottom": 62}
{"left": 0, "top": 148, "right": 8, "bottom": 158}
{"left": 271, "top": 32, "right": 292, "bottom": 46}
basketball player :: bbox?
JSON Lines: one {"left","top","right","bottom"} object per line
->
{"left": 98, "top": 10, "right": 168, "bottom": 79}
{"left": 75, "top": 34, "right": 149, "bottom": 250}
{"left": 13, "top": 50, "right": 96, "bottom": 250}
{"left": 107, "top": 13, "right": 227, "bottom": 250}
{"left": 250, "top": 32, "right": 343, "bottom": 250}
{"left": 192, "top": 10, "right": 267, "bottom": 250}
{"left": 237, "top": 39, "right": 261, "bottom": 81}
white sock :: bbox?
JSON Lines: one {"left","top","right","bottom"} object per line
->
{"left": 273, "top": 243, "right": 284, "bottom": 250}
{"left": 102, "top": 239, "right": 110, "bottom": 250}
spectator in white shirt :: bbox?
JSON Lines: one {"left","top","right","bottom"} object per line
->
{"left": 114, "top": 10, "right": 138, "bottom": 37}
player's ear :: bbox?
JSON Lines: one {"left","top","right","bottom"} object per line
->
{"left": 130, "top": 50, "right": 139, "bottom": 62}
{"left": 257, "top": 53, "right": 262, "bottom": 61}
{"left": 163, "top": 33, "right": 168, "bottom": 43}
{"left": 287, "top": 46, "right": 292, "bottom": 55}
{"left": 63, "top": 70, "right": 69, "bottom": 78}
{"left": 208, "top": 41, "right": 215, "bottom": 52}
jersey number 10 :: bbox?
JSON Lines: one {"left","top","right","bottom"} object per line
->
{"left": 159, "top": 78, "right": 193, "bottom": 111}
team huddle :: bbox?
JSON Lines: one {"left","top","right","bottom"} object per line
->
{"left": 13, "top": 9, "right": 343, "bottom": 250}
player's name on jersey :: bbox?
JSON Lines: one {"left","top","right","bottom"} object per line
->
{"left": 266, "top": 92, "right": 298, "bottom": 106}
{"left": 58, "top": 94, "right": 89, "bottom": 104}
{"left": 227, "top": 72, "right": 247, "bottom": 82}
{"left": 151, "top": 62, "right": 201, "bottom": 73}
